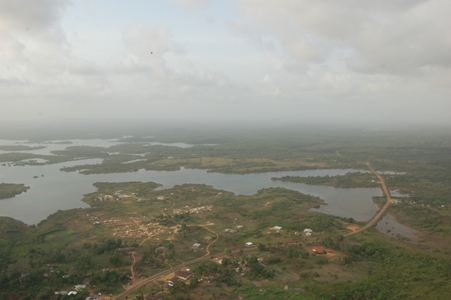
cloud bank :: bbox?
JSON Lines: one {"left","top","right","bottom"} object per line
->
{"left": 0, "top": 0, "right": 449, "bottom": 126}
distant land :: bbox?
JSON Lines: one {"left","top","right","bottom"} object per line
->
{"left": 0, "top": 125, "right": 450, "bottom": 299}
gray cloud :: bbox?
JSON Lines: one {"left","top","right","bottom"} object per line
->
{"left": 0, "top": 0, "right": 449, "bottom": 126}
{"left": 0, "top": 0, "right": 69, "bottom": 34}
{"left": 232, "top": 0, "right": 451, "bottom": 79}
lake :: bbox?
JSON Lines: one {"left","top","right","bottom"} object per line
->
{"left": 0, "top": 139, "right": 382, "bottom": 225}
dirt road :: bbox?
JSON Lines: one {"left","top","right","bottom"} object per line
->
{"left": 344, "top": 162, "right": 391, "bottom": 237}
{"left": 115, "top": 162, "right": 389, "bottom": 298}
{"left": 114, "top": 245, "right": 255, "bottom": 300}
{"left": 115, "top": 224, "right": 221, "bottom": 299}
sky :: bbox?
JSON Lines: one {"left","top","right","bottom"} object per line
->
{"left": 1, "top": 0, "right": 450, "bottom": 127}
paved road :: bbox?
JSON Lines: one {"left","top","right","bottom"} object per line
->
{"left": 344, "top": 162, "right": 391, "bottom": 237}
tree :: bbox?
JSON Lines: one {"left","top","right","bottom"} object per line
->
{"left": 36, "top": 287, "right": 53, "bottom": 300}
{"left": 109, "top": 254, "right": 121, "bottom": 266}
{"left": 0, "top": 292, "right": 11, "bottom": 300}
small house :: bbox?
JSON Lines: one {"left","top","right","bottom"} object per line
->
{"left": 312, "top": 247, "right": 325, "bottom": 254}
{"left": 192, "top": 243, "right": 201, "bottom": 248}
{"left": 245, "top": 242, "right": 253, "bottom": 247}
{"left": 146, "top": 296, "right": 163, "bottom": 300}
{"left": 118, "top": 247, "right": 136, "bottom": 252}
{"left": 174, "top": 270, "right": 193, "bottom": 281}
{"left": 167, "top": 276, "right": 179, "bottom": 286}
{"left": 73, "top": 284, "right": 86, "bottom": 291}
{"left": 273, "top": 226, "right": 283, "bottom": 231}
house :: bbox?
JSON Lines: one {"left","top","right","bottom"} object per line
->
{"left": 174, "top": 270, "right": 193, "bottom": 281}
{"left": 67, "top": 291, "right": 77, "bottom": 296}
{"left": 118, "top": 247, "right": 136, "bottom": 252}
{"left": 167, "top": 276, "right": 179, "bottom": 286}
{"left": 192, "top": 243, "right": 201, "bottom": 248}
{"left": 312, "top": 247, "right": 325, "bottom": 254}
{"left": 156, "top": 196, "right": 165, "bottom": 201}
{"left": 146, "top": 296, "right": 163, "bottom": 300}
{"left": 236, "top": 225, "right": 244, "bottom": 229}
{"left": 245, "top": 242, "right": 253, "bottom": 247}
{"left": 74, "top": 284, "right": 86, "bottom": 291}
{"left": 55, "top": 291, "right": 68, "bottom": 296}
{"left": 304, "top": 229, "right": 312, "bottom": 233}
{"left": 155, "top": 247, "right": 167, "bottom": 253}
{"left": 273, "top": 226, "right": 283, "bottom": 231}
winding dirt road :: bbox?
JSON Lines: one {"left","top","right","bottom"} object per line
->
{"left": 344, "top": 162, "right": 391, "bottom": 237}
{"left": 115, "top": 224, "right": 221, "bottom": 300}
{"left": 115, "top": 162, "right": 390, "bottom": 298}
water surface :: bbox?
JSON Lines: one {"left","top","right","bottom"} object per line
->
{"left": 0, "top": 140, "right": 382, "bottom": 225}
{"left": 376, "top": 214, "right": 418, "bottom": 243}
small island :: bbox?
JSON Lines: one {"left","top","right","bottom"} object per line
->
{"left": 0, "top": 183, "right": 30, "bottom": 199}
{"left": 0, "top": 145, "right": 46, "bottom": 151}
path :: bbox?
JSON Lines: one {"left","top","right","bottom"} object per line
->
{"left": 198, "top": 224, "right": 219, "bottom": 256}
{"left": 114, "top": 224, "right": 229, "bottom": 300}
{"left": 344, "top": 162, "right": 392, "bottom": 237}
{"left": 129, "top": 218, "right": 154, "bottom": 282}
{"left": 115, "top": 162, "right": 391, "bottom": 298}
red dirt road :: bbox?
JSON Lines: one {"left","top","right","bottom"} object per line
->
{"left": 344, "top": 162, "right": 391, "bottom": 237}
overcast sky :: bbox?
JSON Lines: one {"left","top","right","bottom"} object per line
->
{"left": 1, "top": 0, "right": 450, "bottom": 126}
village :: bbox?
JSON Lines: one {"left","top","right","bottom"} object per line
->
{"left": 16, "top": 182, "right": 354, "bottom": 300}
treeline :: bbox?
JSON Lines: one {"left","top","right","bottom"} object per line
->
{"left": 272, "top": 172, "right": 380, "bottom": 188}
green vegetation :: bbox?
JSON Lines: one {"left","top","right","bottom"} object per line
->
{"left": 0, "top": 183, "right": 29, "bottom": 199}
{"left": 0, "top": 180, "right": 350, "bottom": 299}
{"left": 0, "top": 127, "right": 450, "bottom": 299}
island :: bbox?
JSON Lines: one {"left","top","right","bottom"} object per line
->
{"left": 0, "top": 183, "right": 30, "bottom": 199}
